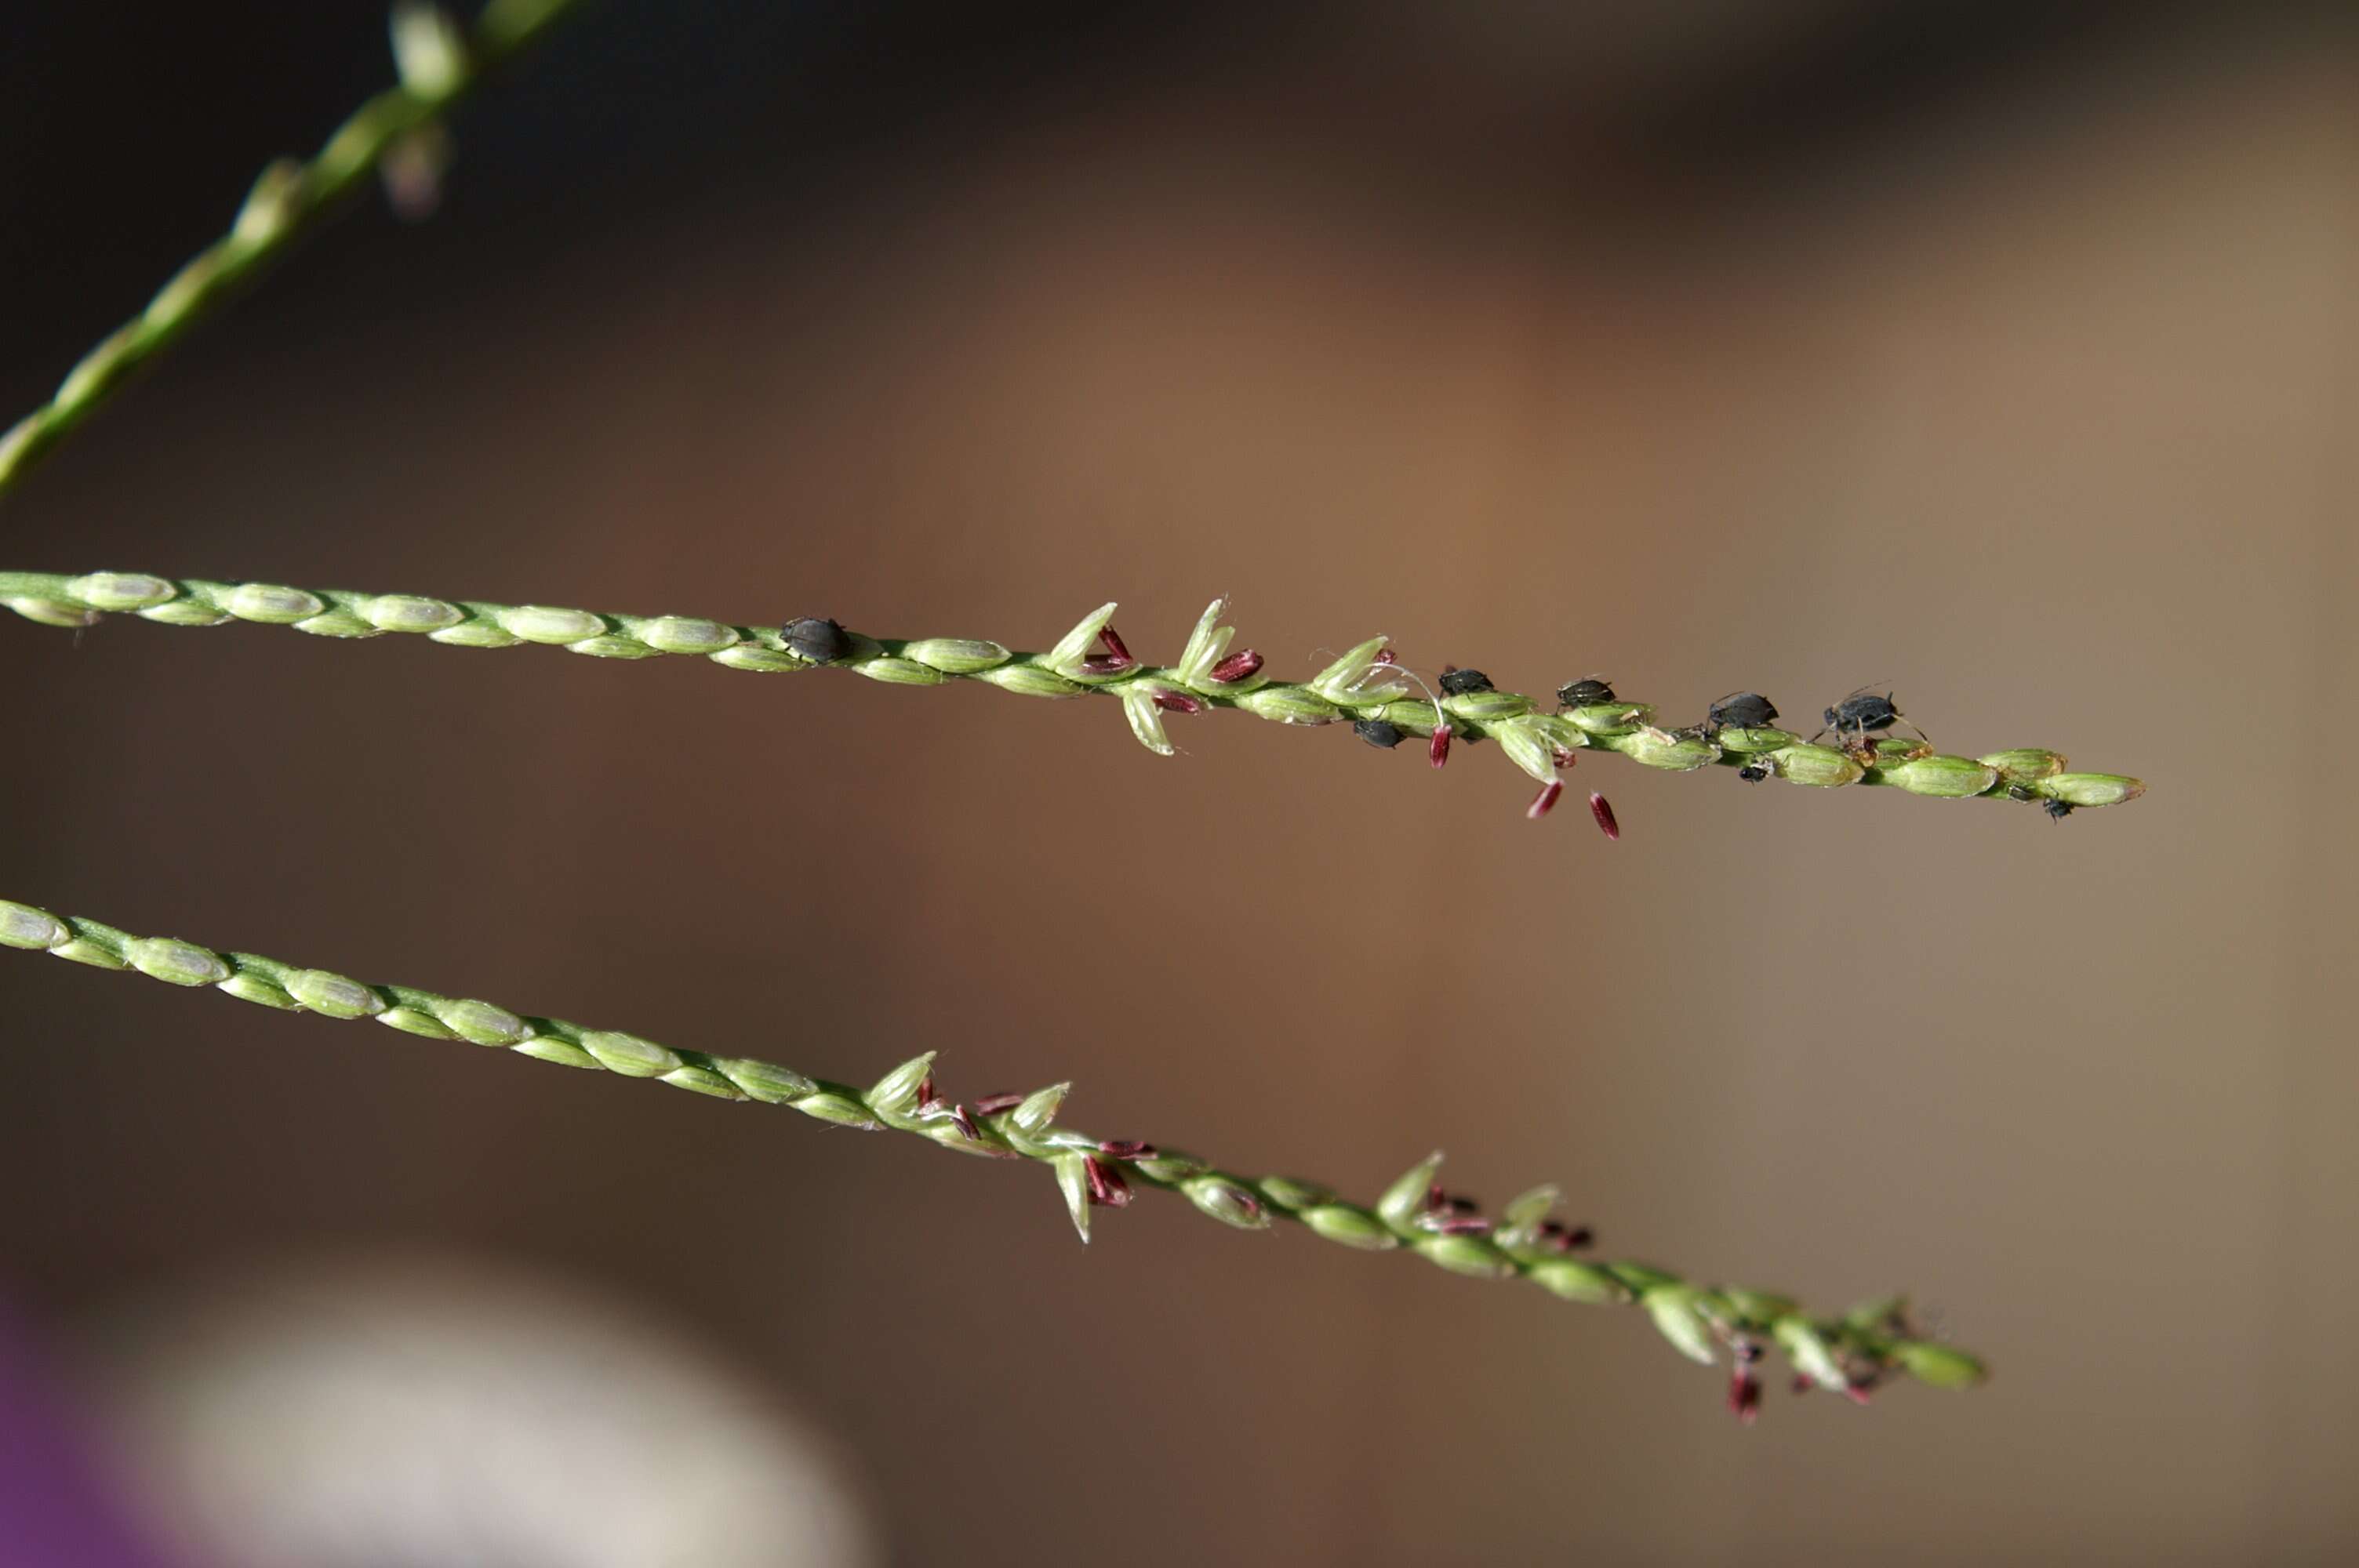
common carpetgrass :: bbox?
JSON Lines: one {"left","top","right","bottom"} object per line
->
{"left": 0, "top": 0, "right": 2149, "bottom": 1425}
{"left": 0, "top": 897, "right": 1986, "bottom": 1413}
{"left": 0, "top": 572, "right": 2143, "bottom": 823}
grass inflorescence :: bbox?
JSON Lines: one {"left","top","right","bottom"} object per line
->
{"left": 0, "top": 572, "right": 2145, "bottom": 823}
{"left": 0, "top": 895, "right": 1989, "bottom": 1418}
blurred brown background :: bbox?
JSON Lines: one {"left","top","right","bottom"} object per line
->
{"left": 3, "top": 2, "right": 2354, "bottom": 1563}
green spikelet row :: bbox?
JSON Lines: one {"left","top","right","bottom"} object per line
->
{"left": 0, "top": 895, "right": 1988, "bottom": 1411}
{"left": 0, "top": 572, "right": 2144, "bottom": 814}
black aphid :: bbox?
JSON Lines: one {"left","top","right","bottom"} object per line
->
{"left": 1556, "top": 676, "right": 1617, "bottom": 708}
{"left": 1812, "top": 688, "right": 1930, "bottom": 751}
{"left": 1737, "top": 760, "right": 1773, "bottom": 784}
{"left": 2043, "top": 797, "right": 2075, "bottom": 821}
{"left": 1438, "top": 666, "right": 1493, "bottom": 696}
{"left": 1354, "top": 718, "right": 1405, "bottom": 750}
{"left": 1704, "top": 691, "right": 1779, "bottom": 735}
{"left": 781, "top": 615, "right": 853, "bottom": 664}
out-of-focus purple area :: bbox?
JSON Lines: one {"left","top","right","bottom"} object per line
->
{"left": 0, "top": 1306, "right": 176, "bottom": 1568}
{"left": 2, "top": 3, "right": 2354, "bottom": 1563}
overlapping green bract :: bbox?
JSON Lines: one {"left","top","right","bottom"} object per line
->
{"left": 0, "top": 895, "right": 1984, "bottom": 1409}
{"left": 0, "top": 573, "right": 2145, "bottom": 814}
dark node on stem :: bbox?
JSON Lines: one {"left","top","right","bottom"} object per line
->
{"left": 1539, "top": 1221, "right": 1594, "bottom": 1252}
{"left": 1556, "top": 676, "right": 1617, "bottom": 707}
{"left": 1820, "top": 689, "right": 1899, "bottom": 737}
{"left": 1438, "top": 666, "right": 1493, "bottom": 696}
{"left": 1811, "top": 687, "right": 1930, "bottom": 753}
{"left": 1207, "top": 648, "right": 1263, "bottom": 684}
{"left": 1588, "top": 792, "right": 1620, "bottom": 840}
{"left": 1354, "top": 718, "right": 1405, "bottom": 750}
{"left": 1704, "top": 690, "right": 1778, "bottom": 735}
{"left": 782, "top": 616, "right": 852, "bottom": 664}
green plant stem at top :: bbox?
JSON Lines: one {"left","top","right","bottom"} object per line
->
{"left": 0, "top": 568, "right": 2147, "bottom": 814}
{"left": 0, "top": 0, "right": 590, "bottom": 505}
{"left": 0, "top": 895, "right": 1989, "bottom": 1415}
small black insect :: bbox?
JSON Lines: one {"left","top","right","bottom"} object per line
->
{"left": 1736, "top": 759, "right": 1774, "bottom": 784}
{"left": 781, "top": 615, "right": 852, "bottom": 664}
{"left": 1704, "top": 691, "right": 1779, "bottom": 735}
{"left": 1812, "top": 687, "right": 1930, "bottom": 751}
{"left": 1555, "top": 676, "right": 1617, "bottom": 708}
{"left": 1438, "top": 666, "right": 1493, "bottom": 696}
{"left": 2042, "top": 797, "right": 2075, "bottom": 822}
{"left": 1354, "top": 718, "right": 1405, "bottom": 750}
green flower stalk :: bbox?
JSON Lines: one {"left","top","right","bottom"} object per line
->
{"left": 0, "top": 896, "right": 1986, "bottom": 1416}
{"left": 0, "top": 572, "right": 2146, "bottom": 815}
{"left": 0, "top": 0, "right": 588, "bottom": 503}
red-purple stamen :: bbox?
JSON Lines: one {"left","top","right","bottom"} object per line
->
{"left": 1588, "top": 791, "right": 1619, "bottom": 840}
{"left": 1416, "top": 1189, "right": 1489, "bottom": 1232}
{"left": 1098, "top": 1140, "right": 1157, "bottom": 1160}
{"left": 971, "top": 1091, "right": 1027, "bottom": 1116}
{"left": 1098, "top": 626, "right": 1133, "bottom": 664}
{"left": 1207, "top": 649, "right": 1263, "bottom": 684}
{"left": 1429, "top": 727, "right": 1452, "bottom": 769}
{"left": 1083, "top": 1156, "right": 1132, "bottom": 1208}
{"left": 1539, "top": 1221, "right": 1595, "bottom": 1252}
{"left": 1728, "top": 1369, "right": 1762, "bottom": 1425}
{"left": 1528, "top": 779, "right": 1565, "bottom": 819}
{"left": 951, "top": 1104, "right": 980, "bottom": 1142}
{"left": 1433, "top": 1215, "right": 1494, "bottom": 1236}
{"left": 1151, "top": 691, "right": 1202, "bottom": 715}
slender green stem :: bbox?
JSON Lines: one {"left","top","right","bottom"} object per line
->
{"left": 0, "top": 569, "right": 2146, "bottom": 813}
{"left": 0, "top": 0, "right": 589, "bottom": 503}
{"left": 0, "top": 895, "right": 1986, "bottom": 1411}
